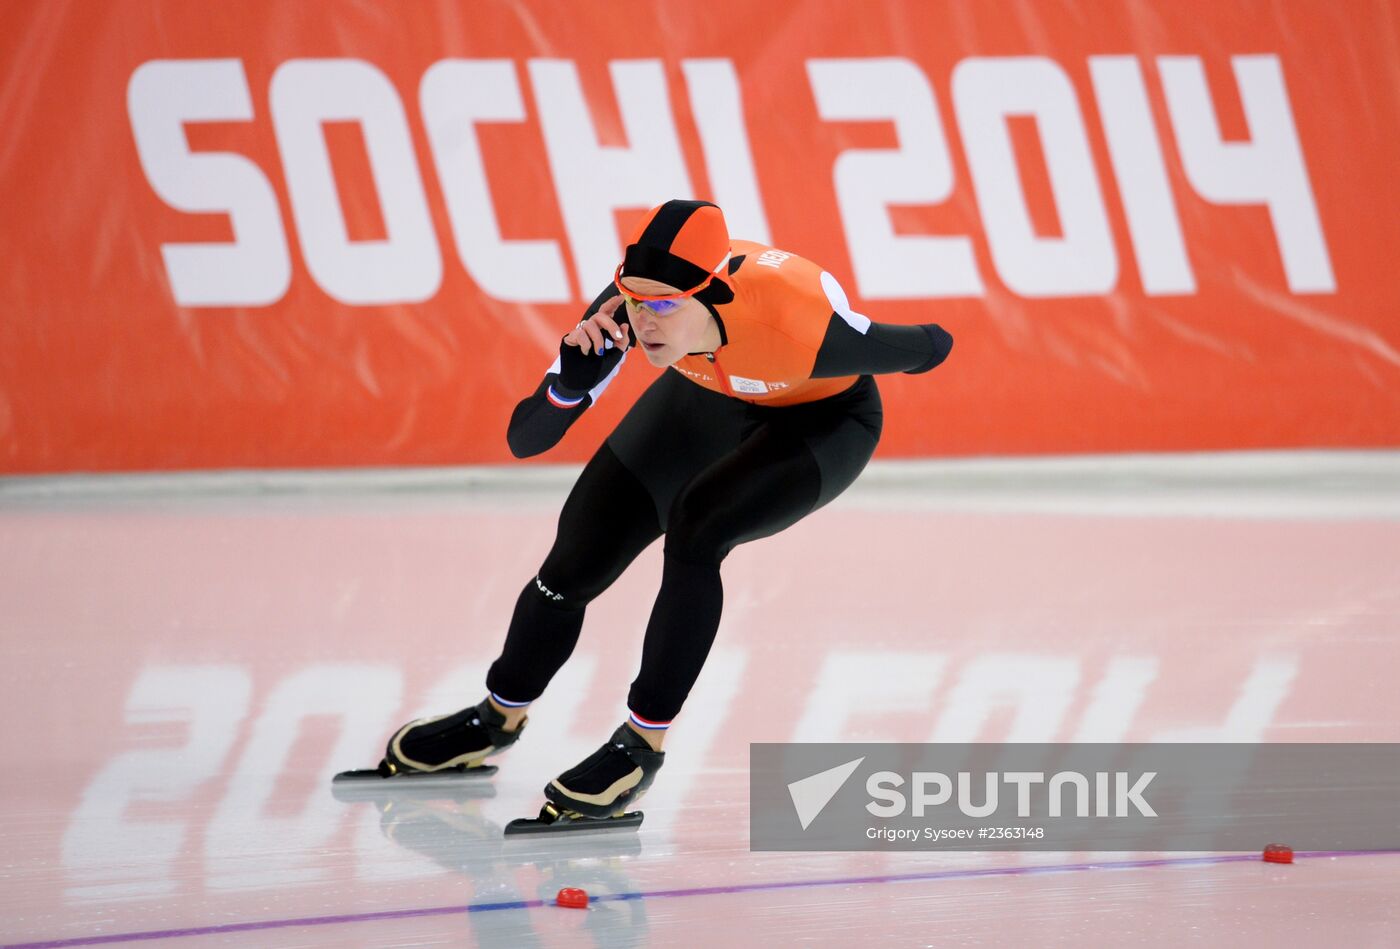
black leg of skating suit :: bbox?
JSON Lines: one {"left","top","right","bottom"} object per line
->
{"left": 488, "top": 372, "right": 883, "bottom": 721}
{"left": 626, "top": 421, "right": 831, "bottom": 723}
{"left": 486, "top": 444, "right": 662, "bottom": 702}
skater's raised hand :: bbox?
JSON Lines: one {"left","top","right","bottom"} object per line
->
{"left": 556, "top": 295, "right": 631, "bottom": 394}
{"left": 565, "top": 295, "right": 631, "bottom": 356}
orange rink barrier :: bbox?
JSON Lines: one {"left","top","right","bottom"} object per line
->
{"left": 1, "top": 0, "right": 1398, "bottom": 473}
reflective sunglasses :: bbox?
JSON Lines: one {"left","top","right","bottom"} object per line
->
{"left": 613, "top": 264, "right": 717, "bottom": 315}
{"left": 621, "top": 294, "right": 684, "bottom": 316}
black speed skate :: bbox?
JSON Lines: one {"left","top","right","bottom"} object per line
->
{"left": 334, "top": 697, "right": 524, "bottom": 786}
{"left": 505, "top": 724, "right": 664, "bottom": 836}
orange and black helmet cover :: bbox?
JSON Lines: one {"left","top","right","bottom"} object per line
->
{"left": 619, "top": 200, "right": 734, "bottom": 305}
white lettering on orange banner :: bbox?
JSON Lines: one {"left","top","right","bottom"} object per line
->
{"left": 127, "top": 54, "right": 1336, "bottom": 308}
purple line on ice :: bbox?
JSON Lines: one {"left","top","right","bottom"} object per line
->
{"left": 7, "top": 850, "right": 1396, "bottom": 949}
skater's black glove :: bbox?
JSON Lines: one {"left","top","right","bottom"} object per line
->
{"left": 903, "top": 324, "right": 954, "bottom": 374}
{"left": 555, "top": 296, "right": 632, "bottom": 395}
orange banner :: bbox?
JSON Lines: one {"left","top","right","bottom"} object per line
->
{"left": 2, "top": 0, "right": 1398, "bottom": 473}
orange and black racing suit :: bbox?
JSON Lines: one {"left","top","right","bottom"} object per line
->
{"left": 486, "top": 242, "right": 953, "bottom": 725}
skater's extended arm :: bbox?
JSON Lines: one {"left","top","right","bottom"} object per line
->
{"left": 810, "top": 314, "right": 954, "bottom": 378}
{"left": 507, "top": 287, "right": 632, "bottom": 459}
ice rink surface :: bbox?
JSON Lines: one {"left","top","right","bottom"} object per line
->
{"left": 2, "top": 452, "right": 1399, "bottom": 947}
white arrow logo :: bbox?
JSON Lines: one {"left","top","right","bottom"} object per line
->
{"left": 787, "top": 757, "right": 865, "bottom": 830}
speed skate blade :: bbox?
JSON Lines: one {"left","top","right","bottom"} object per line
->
{"left": 503, "top": 804, "right": 644, "bottom": 837}
{"left": 333, "top": 764, "right": 497, "bottom": 784}
{"left": 332, "top": 763, "right": 497, "bottom": 799}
